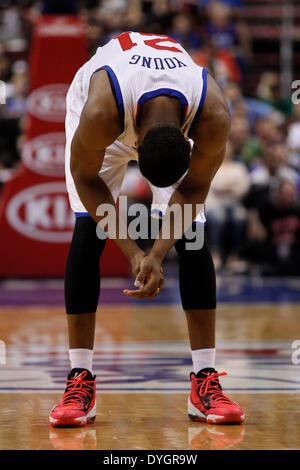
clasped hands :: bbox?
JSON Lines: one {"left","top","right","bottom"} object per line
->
{"left": 123, "top": 250, "right": 165, "bottom": 300}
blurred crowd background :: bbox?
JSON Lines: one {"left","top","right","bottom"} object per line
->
{"left": 1, "top": 0, "right": 300, "bottom": 276}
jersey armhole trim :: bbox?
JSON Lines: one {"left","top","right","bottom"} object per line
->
{"left": 187, "top": 68, "right": 208, "bottom": 138}
{"left": 92, "top": 65, "right": 125, "bottom": 134}
{"left": 136, "top": 88, "right": 188, "bottom": 127}
{"left": 150, "top": 208, "right": 205, "bottom": 224}
{"left": 75, "top": 212, "right": 90, "bottom": 218}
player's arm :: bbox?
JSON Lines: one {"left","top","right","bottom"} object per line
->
{"left": 125, "top": 74, "right": 230, "bottom": 298}
{"left": 70, "top": 70, "right": 145, "bottom": 268}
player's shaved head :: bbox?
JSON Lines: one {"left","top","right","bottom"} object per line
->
{"left": 138, "top": 126, "right": 190, "bottom": 188}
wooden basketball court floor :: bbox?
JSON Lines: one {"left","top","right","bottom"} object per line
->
{"left": 1, "top": 274, "right": 300, "bottom": 450}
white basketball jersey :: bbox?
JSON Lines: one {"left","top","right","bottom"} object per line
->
{"left": 69, "top": 31, "right": 208, "bottom": 149}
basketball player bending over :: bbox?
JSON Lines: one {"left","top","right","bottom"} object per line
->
{"left": 50, "top": 32, "right": 245, "bottom": 427}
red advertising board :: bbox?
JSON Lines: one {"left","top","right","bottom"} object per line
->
{"left": 0, "top": 15, "right": 129, "bottom": 277}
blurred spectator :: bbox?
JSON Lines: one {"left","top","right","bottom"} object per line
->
{"left": 223, "top": 81, "right": 274, "bottom": 129}
{"left": 245, "top": 180, "right": 300, "bottom": 275}
{"left": 205, "top": 140, "right": 250, "bottom": 272}
{"left": 42, "top": 0, "right": 79, "bottom": 14}
{"left": 286, "top": 103, "right": 300, "bottom": 172}
{"left": 201, "top": 0, "right": 244, "bottom": 8}
{"left": 254, "top": 116, "right": 284, "bottom": 148}
{"left": 244, "top": 143, "right": 299, "bottom": 254}
{"left": 193, "top": 36, "right": 241, "bottom": 86}
{"left": 204, "top": 2, "right": 238, "bottom": 49}
{"left": 0, "top": 54, "right": 11, "bottom": 82}
{"left": 98, "top": 0, "right": 129, "bottom": 42}
{"left": 169, "top": 13, "right": 201, "bottom": 53}
{"left": 139, "top": 0, "right": 171, "bottom": 33}
{"left": 248, "top": 142, "right": 298, "bottom": 203}
{"left": 0, "top": 59, "right": 28, "bottom": 172}
{"left": 2, "top": 60, "right": 28, "bottom": 119}
{"left": 203, "top": 1, "right": 251, "bottom": 64}
{"left": 0, "top": 3, "right": 27, "bottom": 54}
{"left": 230, "top": 115, "right": 262, "bottom": 168}
{"left": 0, "top": 4, "right": 23, "bottom": 43}
{"left": 86, "top": 17, "right": 106, "bottom": 53}
{"left": 257, "top": 72, "right": 293, "bottom": 117}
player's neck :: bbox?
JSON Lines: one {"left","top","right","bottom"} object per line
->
{"left": 138, "top": 96, "right": 181, "bottom": 146}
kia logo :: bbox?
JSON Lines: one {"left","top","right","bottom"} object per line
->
{"left": 22, "top": 133, "right": 65, "bottom": 177}
{"left": 27, "top": 84, "right": 69, "bottom": 122}
{"left": 6, "top": 182, "right": 75, "bottom": 243}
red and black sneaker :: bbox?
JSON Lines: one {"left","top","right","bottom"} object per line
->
{"left": 50, "top": 368, "right": 96, "bottom": 427}
{"left": 188, "top": 368, "right": 245, "bottom": 425}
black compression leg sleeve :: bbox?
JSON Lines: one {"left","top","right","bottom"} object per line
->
{"left": 65, "top": 216, "right": 107, "bottom": 314}
{"left": 175, "top": 233, "right": 216, "bottom": 310}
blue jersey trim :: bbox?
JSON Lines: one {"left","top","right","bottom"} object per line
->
{"left": 151, "top": 209, "right": 205, "bottom": 225}
{"left": 192, "top": 220, "right": 205, "bottom": 226}
{"left": 188, "top": 68, "right": 208, "bottom": 138}
{"left": 93, "top": 65, "right": 125, "bottom": 134}
{"left": 75, "top": 212, "right": 90, "bottom": 218}
{"left": 136, "top": 88, "right": 188, "bottom": 127}
{"left": 150, "top": 208, "right": 164, "bottom": 219}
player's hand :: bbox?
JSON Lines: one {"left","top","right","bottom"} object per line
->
{"left": 123, "top": 254, "right": 164, "bottom": 300}
{"left": 128, "top": 249, "right": 147, "bottom": 280}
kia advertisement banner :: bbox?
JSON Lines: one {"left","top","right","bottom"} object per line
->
{"left": 0, "top": 15, "right": 129, "bottom": 277}
{"left": 22, "top": 132, "right": 65, "bottom": 178}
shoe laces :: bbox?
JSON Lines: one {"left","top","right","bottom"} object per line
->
{"left": 62, "top": 371, "right": 94, "bottom": 406}
{"left": 195, "top": 372, "right": 233, "bottom": 405}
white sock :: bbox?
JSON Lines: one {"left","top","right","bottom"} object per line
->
{"left": 191, "top": 348, "right": 216, "bottom": 374}
{"left": 69, "top": 348, "right": 93, "bottom": 375}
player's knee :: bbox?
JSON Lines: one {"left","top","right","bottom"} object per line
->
{"left": 175, "top": 235, "right": 216, "bottom": 310}
{"left": 65, "top": 216, "right": 106, "bottom": 314}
